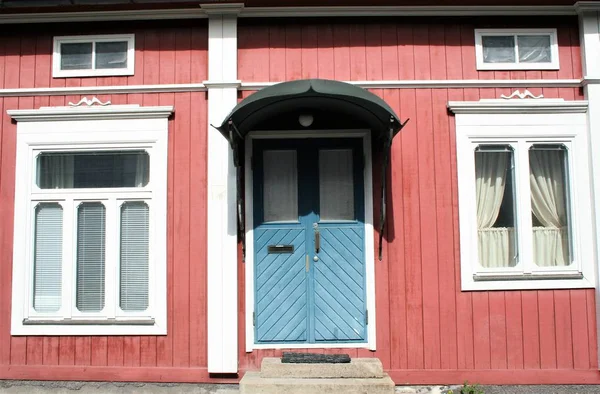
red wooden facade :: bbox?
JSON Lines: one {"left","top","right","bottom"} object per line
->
{"left": 0, "top": 15, "right": 599, "bottom": 385}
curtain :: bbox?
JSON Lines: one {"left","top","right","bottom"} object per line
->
{"left": 476, "top": 151, "right": 513, "bottom": 268}
{"left": 517, "top": 35, "right": 551, "bottom": 63}
{"left": 39, "top": 155, "right": 74, "bottom": 189}
{"left": 529, "top": 149, "right": 569, "bottom": 266}
{"left": 263, "top": 150, "right": 298, "bottom": 222}
{"left": 134, "top": 153, "right": 148, "bottom": 187}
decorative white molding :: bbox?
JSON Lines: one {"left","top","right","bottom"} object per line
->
{"left": 68, "top": 97, "right": 112, "bottom": 107}
{"left": 575, "top": 1, "right": 600, "bottom": 14}
{"left": 200, "top": 3, "right": 244, "bottom": 15}
{"left": 500, "top": 90, "right": 544, "bottom": 99}
{"left": 448, "top": 99, "right": 588, "bottom": 114}
{"left": 0, "top": 5, "right": 576, "bottom": 24}
{"left": 7, "top": 105, "right": 174, "bottom": 122}
{"left": 0, "top": 79, "right": 585, "bottom": 98}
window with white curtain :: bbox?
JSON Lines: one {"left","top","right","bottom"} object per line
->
{"left": 53, "top": 34, "right": 135, "bottom": 78}
{"left": 9, "top": 104, "right": 170, "bottom": 335}
{"left": 475, "top": 29, "right": 559, "bottom": 70}
{"left": 451, "top": 102, "right": 594, "bottom": 291}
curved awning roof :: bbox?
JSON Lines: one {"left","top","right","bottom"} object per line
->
{"left": 215, "top": 79, "right": 405, "bottom": 145}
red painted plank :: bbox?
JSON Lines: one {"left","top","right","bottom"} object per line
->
{"left": 488, "top": 292, "right": 507, "bottom": 369}
{"left": 317, "top": 24, "right": 334, "bottom": 80}
{"left": 140, "top": 337, "right": 157, "bottom": 367}
{"left": 472, "top": 292, "right": 491, "bottom": 369}
{"left": 570, "top": 25, "right": 583, "bottom": 80}
{"left": 43, "top": 338, "right": 60, "bottom": 366}
{"left": 238, "top": 24, "right": 269, "bottom": 82}
{"left": 269, "top": 24, "right": 286, "bottom": 82}
{"left": 26, "top": 338, "right": 43, "bottom": 365}
{"left": 416, "top": 88, "right": 441, "bottom": 370}
{"left": 365, "top": 25, "right": 383, "bottom": 81}
{"left": 107, "top": 337, "right": 123, "bottom": 366}
{"left": 191, "top": 25, "right": 208, "bottom": 82}
{"left": 429, "top": 25, "right": 447, "bottom": 80}
{"left": 460, "top": 24, "right": 478, "bottom": 80}
{"left": 505, "top": 291, "right": 524, "bottom": 369}
{"left": 285, "top": 24, "right": 302, "bottom": 80}
{"left": 75, "top": 337, "right": 91, "bottom": 366}
{"left": 444, "top": 25, "right": 463, "bottom": 80}
{"left": 301, "top": 25, "right": 318, "bottom": 79}
{"left": 349, "top": 24, "right": 367, "bottom": 81}
{"left": 569, "top": 290, "right": 590, "bottom": 369}
{"left": 90, "top": 337, "right": 107, "bottom": 366}
{"left": 123, "top": 337, "right": 140, "bottom": 367}
{"left": 332, "top": 24, "right": 351, "bottom": 81}
{"left": 538, "top": 291, "right": 557, "bottom": 369}
{"left": 58, "top": 338, "right": 75, "bottom": 366}
{"left": 521, "top": 291, "right": 541, "bottom": 369}
{"left": 19, "top": 36, "right": 36, "bottom": 89}
{"left": 553, "top": 291, "right": 573, "bottom": 369}
{"left": 586, "top": 290, "right": 598, "bottom": 369}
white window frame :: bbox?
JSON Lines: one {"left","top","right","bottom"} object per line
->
{"left": 449, "top": 98, "right": 595, "bottom": 291}
{"left": 8, "top": 104, "right": 172, "bottom": 335}
{"left": 475, "top": 29, "right": 559, "bottom": 71}
{"left": 53, "top": 34, "right": 135, "bottom": 78}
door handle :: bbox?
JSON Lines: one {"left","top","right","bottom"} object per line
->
{"left": 313, "top": 223, "right": 320, "bottom": 254}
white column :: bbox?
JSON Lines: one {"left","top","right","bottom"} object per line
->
{"left": 577, "top": 1, "right": 600, "bottom": 366}
{"left": 203, "top": 3, "right": 242, "bottom": 374}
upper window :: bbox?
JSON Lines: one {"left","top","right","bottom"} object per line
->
{"left": 53, "top": 34, "right": 135, "bottom": 78}
{"left": 450, "top": 100, "right": 594, "bottom": 291}
{"left": 475, "top": 29, "right": 559, "bottom": 70}
{"left": 8, "top": 103, "right": 172, "bottom": 335}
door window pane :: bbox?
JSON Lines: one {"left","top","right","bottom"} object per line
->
{"left": 60, "top": 42, "right": 93, "bottom": 70}
{"left": 76, "top": 202, "right": 106, "bottom": 312}
{"left": 37, "top": 151, "right": 149, "bottom": 189}
{"left": 263, "top": 150, "right": 298, "bottom": 222}
{"left": 120, "top": 202, "right": 149, "bottom": 312}
{"left": 33, "top": 203, "right": 63, "bottom": 313}
{"left": 319, "top": 149, "right": 354, "bottom": 221}
{"left": 96, "top": 41, "right": 128, "bottom": 69}
{"left": 475, "top": 145, "right": 518, "bottom": 268}
{"left": 529, "top": 145, "right": 571, "bottom": 266}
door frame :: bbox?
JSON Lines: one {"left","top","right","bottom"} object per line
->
{"left": 244, "top": 129, "right": 376, "bottom": 351}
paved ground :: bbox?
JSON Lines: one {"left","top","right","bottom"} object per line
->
{"left": 3, "top": 381, "right": 600, "bottom": 393}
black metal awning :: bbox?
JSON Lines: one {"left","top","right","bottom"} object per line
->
{"left": 214, "top": 79, "right": 408, "bottom": 261}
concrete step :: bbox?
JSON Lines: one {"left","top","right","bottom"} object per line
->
{"left": 240, "top": 371, "right": 395, "bottom": 394}
{"left": 260, "top": 357, "right": 385, "bottom": 379}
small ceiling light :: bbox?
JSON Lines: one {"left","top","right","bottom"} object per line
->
{"left": 298, "top": 114, "right": 314, "bottom": 127}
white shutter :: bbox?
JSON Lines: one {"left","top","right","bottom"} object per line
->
{"left": 76, "top": 202, "right": 106, "bottom": 312}
{"left": 33, "top": 203, "right": 63, "bottom": 313}
{"left": 120, "top": 202, "right": 149, "bottom": 312}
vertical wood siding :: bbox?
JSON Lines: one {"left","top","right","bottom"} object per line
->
{"left": 0, "top": 16, "right": 598, "bottom": 385}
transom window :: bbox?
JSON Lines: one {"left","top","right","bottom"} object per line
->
{"left": 53, "top": 34, "right": 135, "bottom": 78}
{"left": 475, "top": 29, "right": 559, "bottom": 70}
{"left": 9, "top": 104, "right": 170, "bottom": 335}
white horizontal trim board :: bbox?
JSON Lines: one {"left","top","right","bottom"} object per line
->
{"left": 0, "top": 79, "right": 584, "bottom": 98}
{"left": 448, "top": 99, "right": 589, "bottom": 114}
{"left": 7, "top": 105, "right": 175, "bottom": 121}
{"left": 0, "top": 4, "right": 578, "bottom": 24}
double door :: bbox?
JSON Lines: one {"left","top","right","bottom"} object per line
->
{"left": 253, "top": 138, "right": 367, "bottom": 344}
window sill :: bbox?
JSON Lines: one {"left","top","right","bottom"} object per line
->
{"left": 23, "top": 317, "right": 155, "bottom": 325}
{"left": 473, "top": 272, "right": 584, "bottom": 281}
{"left": 12, "top": 317, "right": 166, "bottom": 336}
{"left": 462, "top": 273, "right": 594, "bottom": 291}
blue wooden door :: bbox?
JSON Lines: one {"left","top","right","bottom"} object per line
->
{"left": 253, "top": 138, "right": 367, "bottom": 344}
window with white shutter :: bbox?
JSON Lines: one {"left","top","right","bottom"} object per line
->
{"left": 9, "top": 103, "right": 171, "bottom": 335}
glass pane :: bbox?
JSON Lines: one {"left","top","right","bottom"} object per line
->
{"left": 263, "top": 150, "right": 298, "bottom": 222}
{"left": 475, "top": 145, "right": 517, "bottom": 268}
{"left": 76, "top": 202, "right": 106, "bottom": 312}
{"left": 120, "top": 202, "right": 149, "bottom": 312}
{"left": 60, "top": 42, "right": 93, "bottom": 70}
{"left": 518, "top": 35, "right": 551, "bottom": 63}
{"left": 37, "top": 151, "right": 149, "bottom": 189}
{"left": 33, "top": 203, "right": 63, "bottom": 313}
{"left": 319, "top": 149, "right": 354, "bottom": 220}
{"left": 96, "top": 41, "right": 128, "bottom": 69}
{"left": 529, "top": 145, "right": 571, "bottom": 266}
{"left": 482, "top": 36, "right": 516, "bottom": 63}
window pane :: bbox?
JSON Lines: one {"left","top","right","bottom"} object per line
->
{"left": 33, "top": 203, "right": 63, "bottom": 313}
{"left": 60, "top": 43, "right": 93, "bottom": 70}
{"left": 482, "top": 36, "right": 516, "bottom": 63}
{"left": 37, "top": 151, "right": 149, "bottom": 189}
{"left": 475, "top": 146, "right": 518, "bottom": 268}
{"left": 120, "top": 202, "right": 149, "bottom": 312}
{"left": 529, "top": 145, "right": 571, "bottom": 266}
{"left": 518, "top": 35, "right": 551, "bottom": 63}
{"left": 96, "top": 41, "right": 128, "bottom": 69}
{"left": 263, "top": 150, "right": 298, "bottom": 222}
{"left": 319, "top": 149, "right": 354, "bottom": 220}
{"left": 76, "top": 202, "right": 106, "bottom": 312}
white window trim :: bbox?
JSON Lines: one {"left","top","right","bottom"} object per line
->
{"left": 8, "top": 104, "right": 172, "bottom": 335}
{"left": 475, "top": 28, "right": 560, "bottom": 71}
{"left": 244, "top": 129, "right": 377, "bottom": 351}
{"left": 53, "top": 34, "right": 135, "bottom": 78}
{"left": 449, "top": 98, "right": 595, "bottom": 291}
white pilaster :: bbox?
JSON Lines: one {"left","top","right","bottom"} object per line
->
{"left": 203, "top": 4, "right": 242, "bottom": 374}
{"left": 577, "top": 1, "right": 600, "bottom": 366}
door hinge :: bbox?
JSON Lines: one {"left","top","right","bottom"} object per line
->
{"left": 253, "top": 312, "right": 256, "bottom": 326}
{"left": 365, "top": 310, "right": 369, "bottom": 325}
